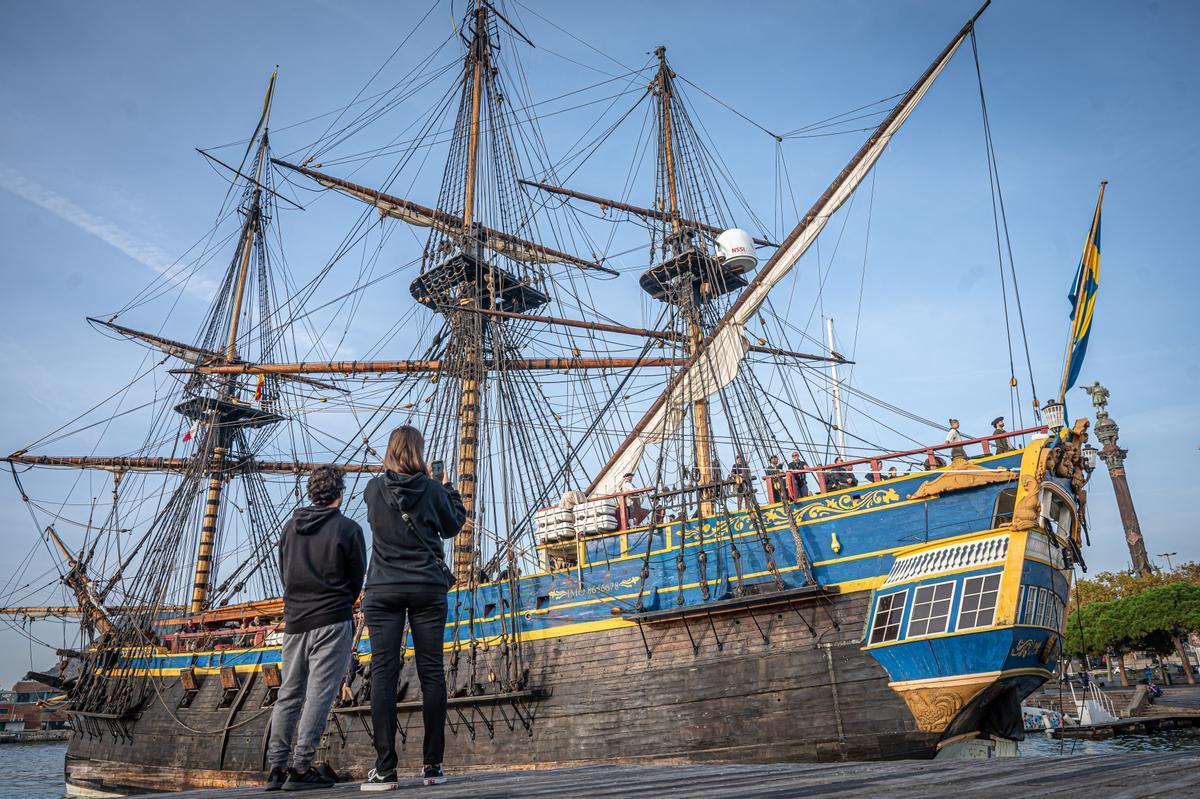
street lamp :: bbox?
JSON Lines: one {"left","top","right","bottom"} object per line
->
{"left": 1159, "top": 552, "right": 1178, "bottom": 571}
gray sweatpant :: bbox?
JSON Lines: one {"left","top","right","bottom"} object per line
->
{"left": 266, "top": 620, "right": 354, "bottom": 770}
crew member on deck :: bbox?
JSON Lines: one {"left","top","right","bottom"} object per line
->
{"left": 827, "top": 457, "right": 858, "bottom": 491}
{"left": 786, "top": 450, "right": 810, "bottom": 499}
{"left": 620, "top": 472, "right": 650, "bottom": 525}
{"left": 945, "top": 418, "right": 966, "bottom": 460}
{"left": 731, "top": 454, "right": 752, "bottom": 510}
{"left": 991, "top": 416, "right": 1012, "bottom": 454}
{"left": 764, "top": 455, "right": 785, "bottom": 503}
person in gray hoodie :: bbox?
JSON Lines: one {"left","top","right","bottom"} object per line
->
{"left": 360, "top": 426, "right": 464, "bottom": 791}
{"left": 266, "top": 465, "right": 366, "bottom": 792}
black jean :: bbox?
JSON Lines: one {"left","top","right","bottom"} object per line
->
{"left": 363, "top": 590, "right": 448, "bottom": 771}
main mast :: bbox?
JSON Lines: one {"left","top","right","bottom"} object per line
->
{"left": 450, "top": 2, "right": 489, "bottom": 585}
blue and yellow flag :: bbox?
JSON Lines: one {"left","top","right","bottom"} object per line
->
{"left": 1059, "top": 181, "right": 1106, "bottom": 403}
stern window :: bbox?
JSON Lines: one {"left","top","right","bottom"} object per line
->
{"left": 993, "top": 487, "right": 1017, "bottom": 526}
{"left": 869, "top": 590, "right": 908, "bottom": 644}
{"left": 906, "top": 581, "right": 955, "bottom": 638}
{"left": 958, "top": 573, "right": 1002, "bottom": 630}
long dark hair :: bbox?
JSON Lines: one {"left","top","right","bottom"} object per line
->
{"left": 383, "top": 425, "right": 427, "bottom": 475}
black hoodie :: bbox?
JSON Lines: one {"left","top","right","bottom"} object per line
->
{"left": 279, "top": 505, "right": 366, "bottom": 634}
{"left": 364, "top": 471, "right": 466, "bottom": 592}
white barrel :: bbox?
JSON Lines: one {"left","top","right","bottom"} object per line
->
{"left": 715, "top": 228, "right": 758, "bottom": 274}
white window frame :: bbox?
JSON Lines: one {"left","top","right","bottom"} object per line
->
{"left": 957, "top": 573, "right": 1003, "bottom": 630}
{"left": 904, "top": 580, "right": 956, "bottom": 639}
{"left": 1021, "top": 586, "right": 1037, "bottom": 624}
{"left": 869, "top": 589, "right": 908, "bottom": 645}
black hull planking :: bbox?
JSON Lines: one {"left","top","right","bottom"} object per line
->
{"left": 65, "top": 590, "right": 943, "bottom": 794}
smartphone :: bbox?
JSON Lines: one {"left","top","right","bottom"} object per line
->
{"left": 429, "top": 459, "right": 446, "bottom": 484}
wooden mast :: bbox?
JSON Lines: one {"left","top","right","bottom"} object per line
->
{"left": 656, "top": 45, "right": 715, "bottom": 516}
{"left": 190, "top": 71, "right": 276, "bottom": 614}
{"left": 45, "top": 526, "right": 112, "bottom": 635}
{"left": 453, "top": 3, "right": 489, "bottom": 584}
{"left": 517, "top": 180, "right": 776, "bottom": 247}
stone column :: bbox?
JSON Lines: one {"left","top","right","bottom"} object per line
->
{"left": 1084, "top": 381, "right": 1152, "bottom": 576}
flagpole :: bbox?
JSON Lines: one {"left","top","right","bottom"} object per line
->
{"left": 1057, "top": 179, "right": 1108, "bottom": 404}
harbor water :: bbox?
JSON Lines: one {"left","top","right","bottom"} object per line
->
{"left": 4, "top": 732, "right": 1200, "bottom": 799}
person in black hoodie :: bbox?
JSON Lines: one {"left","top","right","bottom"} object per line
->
{"left": 265, "top": 466, "right": 366, "bottom": 792}
{"left": 360, "top": 425, "right": 464, "bottom": 791}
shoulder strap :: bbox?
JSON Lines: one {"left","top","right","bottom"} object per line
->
{"left": 399, "top": 511, "right": 447, "bottom": 564}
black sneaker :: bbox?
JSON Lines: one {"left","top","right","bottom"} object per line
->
{"left": 360, "top": 768, "right": 398, "bottom": 792}
{"left": 281, "top": 767, "right": 335, "bottom": 791}
{"left": 265, "top": 766, "right": 288, "bottom": 792}
{"left": 422, "top": 764, "right": 446, "bottom": 786}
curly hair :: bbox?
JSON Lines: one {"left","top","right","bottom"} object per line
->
{"left": 307, "top": 465, "right": 345, "bottom": 507}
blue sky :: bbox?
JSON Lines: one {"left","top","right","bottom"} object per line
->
{"left": 0, "top": 0, "right": 1196, "bottom": 682}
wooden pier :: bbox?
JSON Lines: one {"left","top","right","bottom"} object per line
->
{"left": 143, "top": 752, "right": 1200, "bottom": 799}
{"left": 1053, "top": 713, "right": 1200, "bottom": 739}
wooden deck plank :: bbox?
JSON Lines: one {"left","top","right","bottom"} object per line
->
{"left": 137, "top": 752, "right": 1200, "bottom": 799}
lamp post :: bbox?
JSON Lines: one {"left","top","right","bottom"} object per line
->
{"left": 1083, "top": 381, "right": 1152, "bottom": 576}
{"left": 1159, "top": 552, "right": 1178, "bottom": 571}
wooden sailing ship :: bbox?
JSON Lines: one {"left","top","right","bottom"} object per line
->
{"left": 2, "top": 1, "right": 1099, "bottom": 794}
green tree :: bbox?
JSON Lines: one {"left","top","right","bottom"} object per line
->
{"left": 1074, "top": 562, "right": 1200, "bottom": 607}
{"left": 1125, "top": 583, "right": 1200, "bottom": 685}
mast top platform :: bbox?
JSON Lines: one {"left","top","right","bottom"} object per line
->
{"left": 412, "top": 248, "right": 549, "bottom": 314}
{"left": 639, "top": 248, "right": 748, "bottom": 305}
{"left": 174, "top": 396, "right": 285, "bottom": 430}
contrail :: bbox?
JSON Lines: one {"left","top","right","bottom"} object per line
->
{"left": 0, "top": 164, "right": 215, "bottom": 300}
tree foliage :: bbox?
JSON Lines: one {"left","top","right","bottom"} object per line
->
{"left": 1073, "top": 562, "right": 1200, "bottom": 607}
{"left": 1064, "top": 582, "right": 1200, "bottom": 658}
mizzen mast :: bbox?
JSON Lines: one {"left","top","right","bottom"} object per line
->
{"left": 186, "top": 70, "right": 284, "bottom": 613}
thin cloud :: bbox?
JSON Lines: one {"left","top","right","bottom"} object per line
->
{"left": 0, "top": 164, "right": 215, "bottom": 300}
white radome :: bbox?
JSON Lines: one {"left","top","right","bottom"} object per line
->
{"left": 715, "top": 228, "right": 758, "bottom": 274}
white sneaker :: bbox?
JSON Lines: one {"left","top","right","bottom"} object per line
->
{"left": 360, "top": 768, "right": 398, "bottom": 791}
{"left": 422, "top": 764, "right": 447, "bottom": 786}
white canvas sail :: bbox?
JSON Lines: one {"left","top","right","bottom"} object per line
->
{"left": 588, "top": 8, "right": 982, "bottom": 496}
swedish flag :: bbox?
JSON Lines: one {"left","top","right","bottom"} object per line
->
{"left": 1059, "top": 181, "right": 1106, "bottom": 403}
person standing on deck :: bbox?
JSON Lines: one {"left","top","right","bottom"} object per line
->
{"left": 620, "top": 472, "right": 650, "bottom": 525}
{"left": 945, "top": 419, "right": 966, "bottom": 460}
{"left": 787, "top": 451, "right": 810, "bottom": 499}
{"left": 991, "top": 416, "right": 1013, "bottom": 454}
{"left": 764, "top": 455, "right": 785, "bottom": 503}
{"left": 361, "top": 426, "right": 465, "bottom": 790}
{"left": 731, "top": 453, "right": 753, "bottom": 510}
{"left": 266, "top": 465, "right": 366, "bottom": 791}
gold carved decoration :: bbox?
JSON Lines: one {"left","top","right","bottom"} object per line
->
{"left": 893, "top": 681, "right": 987, "bottom": 733}
{"left": 792, "top": 487, "right": 900, "bottom": 523}
{"left": 1011, "top": 419, "right": 1090, "bottom": 532}
{"left": 908, "top": 458, "right": 1016, "bottom": 501}
{"left": 1011, "top": 447, "right": 1053, "bottom": 532}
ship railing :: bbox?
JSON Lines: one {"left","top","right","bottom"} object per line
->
{"left": 535, "top": 426, "right": 1046, "bottom": 540}
{"left": 762, "top": 425, "right": 1048, "bottom": 498}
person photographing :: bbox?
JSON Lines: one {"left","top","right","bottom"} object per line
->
{"left": 361, "top": 426, "right": 465, "bottom": 790}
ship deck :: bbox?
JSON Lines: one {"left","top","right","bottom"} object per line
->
{"left": 141, "top": 752, "right": 1199, "bottom": 798}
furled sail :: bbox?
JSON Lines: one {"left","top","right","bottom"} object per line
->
{"left": 273, "top": 160, "right": 617, "bottom": 275}
{"left": 588, "top": 2, "right": 990, "bottom": 496}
